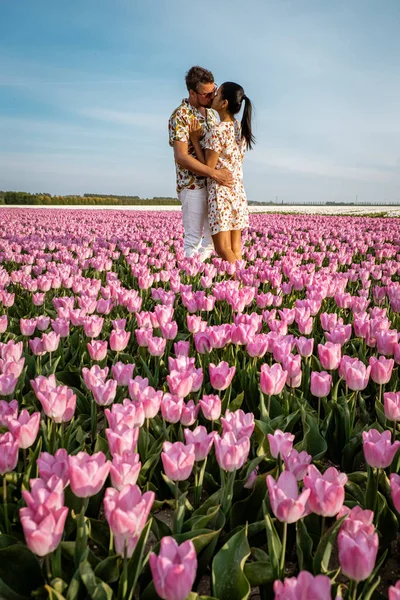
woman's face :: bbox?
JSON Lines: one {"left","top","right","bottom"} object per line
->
{"left": 211, "top": 86, "right": 226, "bottom": 111}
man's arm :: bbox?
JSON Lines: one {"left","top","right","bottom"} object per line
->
{"left": 173, "top": 141, "right": 233, "bottom": 187}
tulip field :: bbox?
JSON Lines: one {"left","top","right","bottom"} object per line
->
{"left": 2, "top": 207, "right": 400, "bottom": 600}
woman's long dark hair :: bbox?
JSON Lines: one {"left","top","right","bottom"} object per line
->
{"left": 220, "top": 82, "right": 255, "bottom": 150}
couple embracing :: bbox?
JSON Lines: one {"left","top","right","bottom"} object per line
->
{"left": 168, "top": 66, "right": 255, "bottom": 264}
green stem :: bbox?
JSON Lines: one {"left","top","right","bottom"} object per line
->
{"left": 75, "top": 497, "right": 89, "bottom": 568}
{"left": 119, "top": 541, "right": 128, "bottom": 600}
{"left": 45, "top": 554, "right": 52, "bottom": 582}
{"left": 321, "top": 516, "right": 326, "bottom": 537}
{"left": 280, "top": 521, "right": 288, "bottom": 577}
{"left": 352, "top": 580, "right": 358, "bottom": 600}
{"left": 109, "top": 529, "right": 114, "bottom": 555}
{"left": 3, "top": 475, "right": 9, "bottom": 534}
{"left": 222, "top": 469, "right": 236, "bottom": 516}
{"left": 393, "top": 421, "right": 397, "bottom": 444}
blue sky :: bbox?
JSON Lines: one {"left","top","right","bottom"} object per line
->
{"left": 0, "top": 0, "right": 399, "bottom": 203}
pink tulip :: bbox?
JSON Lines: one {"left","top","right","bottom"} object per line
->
{"left": 267, "top": 429, "right": 295, "bottom": 459}
{"left": 110, "top": 453, "right": 141, "bottom": 490}
{"left": 147, "top": 335, "right": 167, "bottom": 356}
{"left": 267, "top": 471, "right": 310, "bottom": 523}
{"left": 137, "top": 386, "right": 163, "bottom": 419}
{"left": 0, "top": 431, "right": 19, "bottom": 474}
{"left": 209, "top": 361, "right": 236, "bottom": 391}
{"left": 362, "top": 429, "right": 400, "bottom": 468}
{"left": 174, "top": 341, "right": 190, "bottom": 357}
{"left": 221, "top": 409, "right": 254, "bottom": 440}
{"left": 161, "top": 441, "right": 195, "bottom": 481}
{"left": 110, "top": 329, "right": 130, "bottom": 352}
{"left": 1, "top": 357, "right": 25, "bottom": 378}
{"left": 296, "top": 336, "right": 314, "bottom": 358}
{"left": 318, "top": 342, "right": 341, "bottom": 370}
{"left": 344, "top": 360, "right": 371, "bottom": 391}
{"left": 338, "top": 516, "right": 378, "bottom": 582}
{"left": 104, "top": 484, "right": 154, "bottom": 557}
{"left": 69, "top": 451, "right": 111, "bottom": 497}
{"left": 0, "top": 373, "right": 18, "bottom": 396}
{"left": 7, "top": 410, "right": 40, "bottom": 449}
{"left": 51, "top": 318, "right": 70, "bottom": 337}
{"left": 82, "top": 365, "right": 109, "bottom": 391}
{"left": 304, "top": 465, "right": 347, "bottom": 517}
{"left": 180, "top": 399, "right": 200, "bottom": 426}
{"left": 36, "top": 385, "right": 76, "bottom": 423}
{"left": 1, "top": 341, "right": 23, "bottom": 362}
{"left": 111, "top": 362, "right": 135, "bottom": 386}
{"left": 283, "top": 449, "right": 312, "bottom": 481}
{"left": 105, "top": 400, "right": 145, "bottom": 430}
{"left": 273, "top": 571, "right": 332, "bottom": 600}
{"left": 20, "top": 318, "right": 37, "bottom": 336}
{"left": 184, "top": 426, "right": 215, "bottom": 461}
{"left": 384, "top": 392, "right": 400, "bottom": 421}
{"left": 149, "top": 537, "right": 197, "bottom": 600}
{"left": 92, "top": 379, "right": 117, "bottom": 406}
{"left": 0, "top": 315, "right": 8, "bottom": 333}
{"left": 20, "top": 500, "right": 68, "bottom": 557}
{"left": 199, "top": 394, "right": 221, "bottom": 421}
{"left": 389, "top": 581, "right": 400, "bottom": 600}
{"left": 310, "top": 371, "right": 332, "bottom": 398}
{"left": 83, "top": 315, "right": 104, "bottom": 338}
{"left": 260, "top": 363, "right": 287, "bottom": 396}
{"left": 37, "top": 448, "right": 70, "bottom": 488}
{"left": 29, "top": 338, "right": 46, "bottom": 356}
{"left": 0, "top": 399, "right": 18, "bottom": 426}
{"left": 161, "top": 393, "right": 184, "bottom": 424}
{"left": 167, "top": 370, "right": 194, "bottom": 398}
{"left": 369, "top": 355, "right": 394, "bottom": 385}
{"left": 214, "top": 432, "right": 250, "bottom": 472}
{"left": 42, "top": 331, "right": 60, "bottom": 353}
{"left": 390, "top": 473, "right": 400, "bottom": 513}
{"left": 128, "top": 376, "right": 149, "bottom": 401}
{"left": 22, "top": 476, "right": 64, "bottom": 512}
{"left": 32, "top": 292, "right": 45, "bottom": 306}
{"left": 36, "top": 316, "right": 51, "bottom": 331}
{"left": 106, "top": 427, "right": 140, "bottom": 456}
{"left": 87, "top": 340, "right": 108, "bottom": 361}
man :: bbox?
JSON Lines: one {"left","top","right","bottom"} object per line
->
{"left": 168, "top": 66, "right": 233, "bottom": 259}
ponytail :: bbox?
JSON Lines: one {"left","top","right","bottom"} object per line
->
{"left": 219, "top": 82, "right": 256, "bottom": 150}
{"left": 241, "top": 96, "right": 255, "bottom": 151}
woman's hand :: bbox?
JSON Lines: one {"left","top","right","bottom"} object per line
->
{"left": 189, "top": 118, "right": 203, "bottom": 142}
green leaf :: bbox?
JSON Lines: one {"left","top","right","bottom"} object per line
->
{"left": 296, "top": 519, "right": 313, "bottom": 572}
{"left": 0, "top": 544, "right": 44, "bottom": 598}
{"left": 229, "top": 391, "right": 244, "bottom": 412}
{"left": 93, "top": 554, "right": 120, "bottom": 584}
{"left": 212, "top": 526, "right": 251, "bottom": 600}
{"left": 44, "top": 585, "right": 67, "bottom": 600}
{"left": 183, "top": 504, "right": 221, "bottom": 532}
{"left": 127, "top": 518, "right": 153, "bottom": 595}
{"left": 79, "top": 560, "right": 114, "bottom": 600}
{"left": 243, "top": 561, "right": 274, "bottom": 586}
{"left": 264, "top": 508, "right": 281, "bottom": 578}
{"left": 88, "top": 518, "right": 110, "bottom": 553}
{"left": 297, "top": 407, "right": 327, "bottom": 460}
{"left": 313, "top": 516, "right": 346, "bottom": 574}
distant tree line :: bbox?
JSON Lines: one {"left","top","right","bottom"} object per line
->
{"left": 3, "top": 192, "right": 180, "bottom": 206}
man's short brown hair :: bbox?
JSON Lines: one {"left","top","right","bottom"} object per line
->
{"left": 185, "top": 66, "right": 214, "bottom": 92}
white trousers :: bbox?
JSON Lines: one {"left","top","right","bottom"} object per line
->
{"left": 179, "top": 187, "right": 214, "bottom": 259}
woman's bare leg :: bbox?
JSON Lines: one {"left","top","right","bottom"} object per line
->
{"left": 231, "top": 230, "right": 242, "bottom": 261}
{"left": 212, "top": 231, "right": 237, "bottom": 263}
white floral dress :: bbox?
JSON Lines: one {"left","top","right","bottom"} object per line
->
{"left": 204, "top": 119, "right": 249, "bottom": 235}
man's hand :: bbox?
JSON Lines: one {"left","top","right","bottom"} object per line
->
{"left": 189, "top": 118, "right": 203, "bottom": 142}
{"left": 212, "top": 168, "right": 233, "bottom": 187}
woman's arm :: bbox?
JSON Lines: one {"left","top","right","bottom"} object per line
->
{"left": 205, "top": 149, "right": 219, "bottom": 170}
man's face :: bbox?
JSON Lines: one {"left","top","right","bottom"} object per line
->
{"left": 190, "top": 82, "right": 217, "bottom": 108}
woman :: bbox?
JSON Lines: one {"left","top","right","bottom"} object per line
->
{"left": 189, "top": 82, "right": 255, "bottom": 264}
